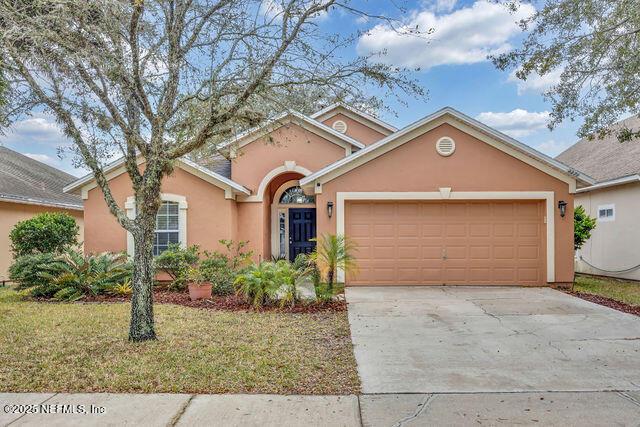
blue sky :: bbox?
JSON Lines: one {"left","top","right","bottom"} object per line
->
{"left": 0, "top": 0, "right": 580, "bottom": 177}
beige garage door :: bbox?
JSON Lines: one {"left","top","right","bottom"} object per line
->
{"left": 345, "top": 200, "right": 545, "bottom": 286}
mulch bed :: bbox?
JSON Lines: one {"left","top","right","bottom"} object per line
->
{"left": 67, "top": 291, "right": 347, "bottom": 313}
{"left": 569, "top": 291, "right": 640, "bottom": 316}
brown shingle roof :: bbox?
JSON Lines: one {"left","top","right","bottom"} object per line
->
{"left": 0, "top": 146, "right": 83, "bottom": 209}
{"left": 556, "top": 115, "right": 640, "bottom": 182}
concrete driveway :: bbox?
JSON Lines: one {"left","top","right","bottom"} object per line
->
{"left": 346, "top": 286, "right": 640, "bottom": 394}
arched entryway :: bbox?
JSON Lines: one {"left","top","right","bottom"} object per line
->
{"left": 270, "top": 179, "right": 317, "bottom": 261}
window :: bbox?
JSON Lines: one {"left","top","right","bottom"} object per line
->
{"left": 597, "top": 204, "right": 615, "bottom": 222}
{"left": 278, "top": 211, "right": 286, "bottom": 258}
{"left": 154, "top": 201, "right": 180, "bottom": 255}
{"left": 279, "top": 186, "right": 315, "bottom": 204}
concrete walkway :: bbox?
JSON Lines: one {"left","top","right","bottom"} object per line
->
{"left": 2, "top": 392, "right": 640, "bottom": 426}
{"left": 347, "top": 286, "right": 640, "bottom": 394}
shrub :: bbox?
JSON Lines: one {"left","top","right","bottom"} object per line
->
{"left": 234, "top": 262, "right": 279, "bottom": 307}
{"left": 10, "top": 212, "right": 79, "bottom": 257}
{"left": 200, "top": 253, "right": 235, "bottom": 295}
{"left": 575, "top": 205, "right": 597, "bottom": 250}
{"left": 106, "top": 280, "right": 133, "bottom": 296}
{"left": 153, "top": 244, "right": 200, "bottom": 290}
{"left": 8, "top": 252, "right": 58, "bottom": 289}
{"left": 219, "top": 239, "right": 253, "bottom": 271}
{"left": 38, "top": 250, "right": 132, "bottom": 301}
{"left": 234, "top": 258, "right": 312, "bottom": 308}
{"left": 200, "top": 240, "right": 253, "bottom": 295}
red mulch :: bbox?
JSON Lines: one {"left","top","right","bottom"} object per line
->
{"left": 569, "top": 291, "right": 640, "bottom": 316}
{"left": 76, "top": 291, "right": 346, "bottom": 313}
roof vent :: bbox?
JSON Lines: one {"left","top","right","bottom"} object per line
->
{"left": 436, "top": 137, "right": 456, "bottom": 157}
{"left": 332, "top": 120, "right": 348, "bottom": 134}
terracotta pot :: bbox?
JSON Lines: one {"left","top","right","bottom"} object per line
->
{"left": 188, "top": 282, "right": 212, "bottom": 301}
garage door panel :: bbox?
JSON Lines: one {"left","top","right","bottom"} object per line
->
{"left": 346, "top": 201, "right": 544, "bottom": 286}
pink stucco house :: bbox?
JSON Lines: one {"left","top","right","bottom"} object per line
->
{"left": 64, "top": 104, "right": 594, "bottom": 287}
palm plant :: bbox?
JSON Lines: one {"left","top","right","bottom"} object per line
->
{"left": 233, "top": 262, "right": 280, "bottom": 308}
{"left": 309, "top": 234, "right": 357, "bottom": 295}
{"left": 39, "top": 250, "right": 132, "bottom": 301}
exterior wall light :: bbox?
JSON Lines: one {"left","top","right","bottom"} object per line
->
{"left": 558, "top": 200, "right": 567, "bottom": 218}
{"left": 327, "top": 201, "right": 334, "bottom": 218}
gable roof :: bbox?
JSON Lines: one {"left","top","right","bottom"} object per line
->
{"left": 300, "top": 107, "right": 595, "bottom": 192}
{"left": 0, "top": 146, "right": 83, "bottom": 210}
{"left": 222, "top": 110, "right": 365, "bottom": 151}
{"left": 556, "top": 115, "right": 640, "bottom": 183}
{"left": 311, "top": 102, "right": 398, "bottom": 135}
{"left": 64, "top": 156, "right": 249, "bottom": 199}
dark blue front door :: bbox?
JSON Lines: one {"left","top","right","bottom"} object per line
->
{"left": 289, "top": 208, "right": 316, "bottom": 261}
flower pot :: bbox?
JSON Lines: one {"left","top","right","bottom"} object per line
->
{"left": 188, "top": 282, "right": 212, "bottom": 301}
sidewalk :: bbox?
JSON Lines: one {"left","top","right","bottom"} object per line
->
{"left": 2, "top": 391, "right": 640, "bottom": 426}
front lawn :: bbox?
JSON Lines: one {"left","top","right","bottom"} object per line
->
{"left": 0, "top": 288, "right": 359, "bottom": 395}
{"left": 573, "top": 274, "right": 640, "bottom": 307}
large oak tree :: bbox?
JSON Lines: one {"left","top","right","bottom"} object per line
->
{"left": 0, "top": 0, "right": 422, "bottom": 341}
{"left": 494, "top": 0, "right": 640, "bottom": 140}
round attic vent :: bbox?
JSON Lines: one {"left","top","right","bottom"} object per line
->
{"left": 332, "top": 120, "right": 348, "bottom": 134}
{"left": 436, "top": 137, "right": 456, "bottom": 157}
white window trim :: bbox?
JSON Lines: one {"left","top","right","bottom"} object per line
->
{"left": 125, "top": 194, "right": 188, "bottom": 256}
{"left": 335, "top": 190, "right": 556, "bottom": 283}
{"left": 597, "top": 203, "right": 615, "bottom": 222}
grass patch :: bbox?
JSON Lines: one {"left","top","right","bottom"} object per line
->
{"left": 0, "top": 298, "right": 359, "bottom": 395}
{"left": 574, "top": 274, "right": 640, "bottom": 307}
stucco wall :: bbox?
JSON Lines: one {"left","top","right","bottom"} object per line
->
{"left": 574, "top": 182, "right": 640, "bottom": 281}
{"left": 233, "top": 123, "right": 348, "bottom": 261}
{"left": 320, "top": 113, "right": 387, "bottom": 146}
{"left": 84, "top": 166, "right": 236, "bottom": 255}
{"left": 231, "top": 123, "right": 346, "bottom": 191}
{"left": 315, "top": 123, "right": 575, "bottom": 284}
{"left": 0, "top": 201, "right": 84, "bottom": 280}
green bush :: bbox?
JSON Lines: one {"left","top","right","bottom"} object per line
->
{"left": 10, "top": 212, "right": 79, "bottom": 257}
{"left": 200, "top": 253, "right": 235, "bottom": 295}
{"left": 234, "top": 262, "right": 280, "bottom": 308}
{"left": 38, "top": 250, "right": 132, "bottom": 301}
{"left": 234, "top": 258, "right": 311, "bottom": 308}
{"left": 575, "top": 205, "right": 597, "bottom": 250}
{"left": 153, "top": 244, "right": 200, "bottom": 290}
{"left": 8, "top": 252, "right": 57, "bottom": 289}
{"left": 200, "top": 240, "right": 253, "bottom": 295}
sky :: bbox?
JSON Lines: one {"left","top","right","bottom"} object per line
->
{"left": 0, "top": 0, "right": 581, "bottom": 177}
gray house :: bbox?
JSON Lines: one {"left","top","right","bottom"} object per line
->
{"left": 556, "top": 115, "right": 640, "bottom": 281}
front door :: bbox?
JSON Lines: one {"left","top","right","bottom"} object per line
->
{"left": 288, "top": 208, "right": 316, "bottom": 261}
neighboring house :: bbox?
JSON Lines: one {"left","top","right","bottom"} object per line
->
{"left": 556, "top": 115, "right": 640, "bottom": 281}
{"left": 0, "top": 146, "right": 84, "bottom": 280}
{"left": 64, "top": 104, "right": 593, "bottom": 287}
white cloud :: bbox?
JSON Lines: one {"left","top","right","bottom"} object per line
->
{"left": 422, "top": 0, "right": 458, "bottom": 13}
{"left": 357, "top": 0, "right": 535, "bottom": 69}
{"left": 476, "top": 109, "right": 550, "bottom": 137}
{"left": 532, "top": 139, "right": 572, "bottom": 157}
{"left": 3, "top": 113, "right": 69, "bottom": 145}
{"left": 509, "top": 68, "right": 562, "bottom": 95}
{"left": 24, "top": 153, "right": 58, "bottom": 166}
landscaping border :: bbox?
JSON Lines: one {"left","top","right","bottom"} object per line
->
{"left": 568, "top": 291, "right": 640, "bottom": 316}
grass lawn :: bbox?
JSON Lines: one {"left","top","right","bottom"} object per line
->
{"left": 574, "top": 274, "right": 640, "bottom": 307}
{"left": 0, "top": 288, "right": 359, "bottom": 395}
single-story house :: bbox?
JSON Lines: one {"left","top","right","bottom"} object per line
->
{"left": 556, "top": 115, "right": 640, "bottom": 281}
{"left": 64, "top": 104, "right": 594, "bottom": 287}
{"left": 0, "top": 146, "right": 84, "bottom": 280}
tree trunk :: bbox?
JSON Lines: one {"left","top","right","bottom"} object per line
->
{"left": 129, "top": 226, "right": 157, "bottom": 342}
{"left": 327, "top": 268, "right": 334, "bottom": 292}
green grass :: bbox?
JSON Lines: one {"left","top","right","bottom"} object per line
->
{"left": 0, "top": 289, "right": 359, "bottom": 395}
{"left": 574, "top": 274, "right": 640, "bottom": 306}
